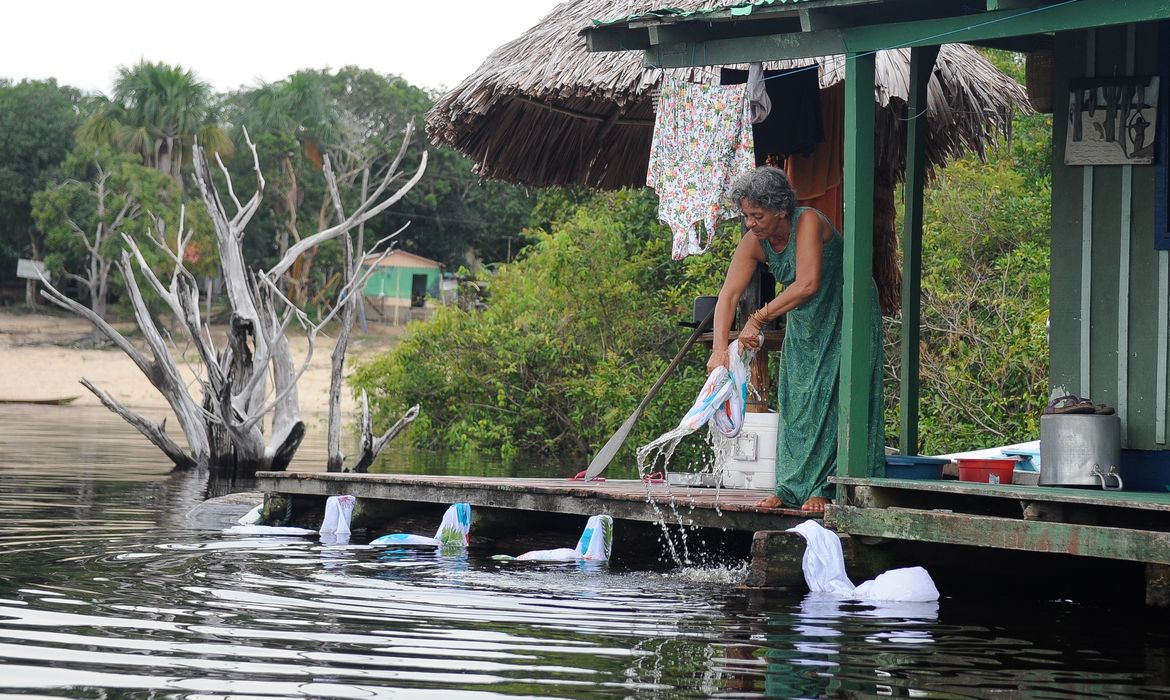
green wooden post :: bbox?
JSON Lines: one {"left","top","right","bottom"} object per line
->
{"left": 899, "top": 45, "right": 939, "bottom": 457}
{"left": 840, "top": 52, "right": 877, "bottom": 479}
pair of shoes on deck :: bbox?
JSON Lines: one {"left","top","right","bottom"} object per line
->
{"left": 1043, "top": 394, "right": 1115, "bottom": 415}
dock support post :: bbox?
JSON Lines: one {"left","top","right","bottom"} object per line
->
{"left": 1147, "top": 563, "right": 1170, "bottom": 607}
{"left": 745, "top": 530, "right": 808, "bottom": 588}
{"left": 899, "top": 44, "right": 938, "bottom": 457}
{"left": 840, "top": 51, "right": 877, "bottom": 479}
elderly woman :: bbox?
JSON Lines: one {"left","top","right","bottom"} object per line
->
{"left": 707, "top": 166, "right": 883, "bottom": 512}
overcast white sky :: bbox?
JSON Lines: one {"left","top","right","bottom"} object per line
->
{"left": 3, "top": 0, "right": 564, "bottom": 94}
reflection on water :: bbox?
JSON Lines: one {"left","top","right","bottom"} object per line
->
{"left": 1, "top": 404, "right": 1170, "bottom": 697}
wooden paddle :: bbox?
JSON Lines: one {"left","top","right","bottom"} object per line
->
{"left": 583, "top": 305, "right": 717, "bottom": 481}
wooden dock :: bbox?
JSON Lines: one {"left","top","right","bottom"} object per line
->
{"left": 255, "top": 471, "right": 810, "bottom": 532}
{"left": 253, "top": 470, "right": 1170, "bottom": 603}
{"left": 827, "top": 476, "right": 1170, "bottom": 564}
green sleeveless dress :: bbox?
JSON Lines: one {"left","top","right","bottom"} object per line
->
{"left": 759, "top": 207, "right": 884, "bottom": 505}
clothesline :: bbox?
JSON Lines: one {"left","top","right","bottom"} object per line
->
{"left": 660, "top": 65, "right": 1006, "bottom": 125}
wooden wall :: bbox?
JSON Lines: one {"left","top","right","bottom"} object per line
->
{"left": 1050, "top": 22, "right": 1167, "bottom": 449}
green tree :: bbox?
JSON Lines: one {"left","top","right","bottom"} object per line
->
{"left": 78, "top": 60, "right": 232, "bottom": 185}
{"left": 0, "top": 79, "right": 81, "bottom": 288}
{"left": 32, "top": 145, "right": 181, "bottom": 323}
{"left": 902, "top": 116, "right": 1052, "bottom": 454}
{"left": 233, "top": 70, "right": 342, "bottom": 305}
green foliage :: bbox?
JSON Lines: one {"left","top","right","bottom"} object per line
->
{"left": 31, "top": 145, "right": 184, "bottom": 314}
{"left": 900, "top": 126, "right": 1052, "bottom": 454}
{"left": 352, "top": 189, "right": 733, "bottom": 468}
{"left": 0, "top": 79, "right": 81, "bottom": 281}
{"left": 77, "top": 60, "right": 232, "bottom": 183}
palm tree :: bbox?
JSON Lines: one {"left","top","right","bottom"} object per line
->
{"left": 78, "top": 60, "right": 233, "bottom": 184}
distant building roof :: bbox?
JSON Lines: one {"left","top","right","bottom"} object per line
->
{"left": 362, "top": 249, "right": 443, "bottom": 269}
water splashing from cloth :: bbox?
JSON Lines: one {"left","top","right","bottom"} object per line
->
{"left": 635, "top": 339, "right": 758, "bottom": 566}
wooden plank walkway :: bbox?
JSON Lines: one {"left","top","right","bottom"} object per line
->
{"left": 255, "top": 471, "right": 813, "bottom": 531}
{"left": 827, "top": 476, "right": 1170, "bottom": 564}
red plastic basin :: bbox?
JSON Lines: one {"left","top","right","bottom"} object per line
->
{"left": 956, "top": 457, "right": 1018, "bottom": 485}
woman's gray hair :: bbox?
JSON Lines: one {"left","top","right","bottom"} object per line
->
{"left": 731, "top": 166, "right": 796, "bottom": 218}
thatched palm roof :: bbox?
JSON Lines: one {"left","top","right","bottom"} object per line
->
{"left": 426, "top": 0, "right": 1031, "bottom": 190}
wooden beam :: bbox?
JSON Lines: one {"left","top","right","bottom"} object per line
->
{"left": 832, "top": 476, "right": 1170, "bottom": 511}
{"left": 585, "top": 26, "right": 651, "bottom": 52}
{"left": 987, "top": 0, "right": 1051, "bottom": 10}
{"left": 643, "top": 30, "right": 848, "bottom": 67}
{"left": 629, "top": 0, "right": 1169, "bottom": 67}
{"left": 839, "top": 52, "right": 877, "bottom": 480}
{"left": 800, "top": 7, "right": 847, "bottom": 32}
{"left": 899, "top": 45, "right": 939, "bottom": 457}
{"left": 965, "top": 34, "right": 1056, "bottom": 53}
{"left": 826, "top": 504, "right": 1170, "bottom": 564}
{"left": 255, "top": 472, "right": 811, "bottom": 532}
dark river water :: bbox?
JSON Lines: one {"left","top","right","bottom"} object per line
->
{"left": 3, "top": 404, "right": 1170, "bottom": 698}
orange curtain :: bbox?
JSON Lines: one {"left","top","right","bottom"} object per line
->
{"left": 785, "top": 81, "right": 845, "bottom": 230}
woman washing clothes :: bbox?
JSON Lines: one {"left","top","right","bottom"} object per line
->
{"left": 706, "top": 166, "right": 884, "bottom": 512}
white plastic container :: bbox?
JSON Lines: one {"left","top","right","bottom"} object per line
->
{"left": 720, "top": 411, "right": 777, "bottom": 490}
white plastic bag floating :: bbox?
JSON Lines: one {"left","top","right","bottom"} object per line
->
{"left": 371, "top": 503, "right": 472, "bottom": 548}
{"left": 319, "top": 495, "right": 355, "bottom": 537}
{"left": 787, "top": 520, "right": 939, "bottom": 602}
{"left": 494, "top": 515, "right": 614, "bottom": 562}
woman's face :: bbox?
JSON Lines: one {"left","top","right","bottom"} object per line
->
{"left": 740, "top": 200, "right": 788, "bottom": 243}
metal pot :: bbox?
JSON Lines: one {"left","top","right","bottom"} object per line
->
{"left": 1039, "top": 413, "right": 1122, "bottom": 489}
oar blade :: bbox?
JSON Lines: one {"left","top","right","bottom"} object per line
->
{"left": 584, "top": 412, "right": 639, "bottom": 480}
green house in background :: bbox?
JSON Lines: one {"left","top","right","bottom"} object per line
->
{"left": 361, "top": 249, "right": 443, "bottom": 324}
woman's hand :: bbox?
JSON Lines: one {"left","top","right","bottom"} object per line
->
{"left": 738, "top": 316, "right": 762, "bottom": 350}
{"left": 706, "top": 348, "right": 729, "bottom": 373}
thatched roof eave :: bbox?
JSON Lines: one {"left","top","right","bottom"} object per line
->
{"left": 426, "top": 0, "right": 1031, "bottom": 190}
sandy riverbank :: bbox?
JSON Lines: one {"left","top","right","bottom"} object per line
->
{"left": 0, "top": 308, "right": 401, "bottom": 421}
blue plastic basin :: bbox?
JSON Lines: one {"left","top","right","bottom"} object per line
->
{"left": 884, "top": 455, "right": 949, "bottom": 480}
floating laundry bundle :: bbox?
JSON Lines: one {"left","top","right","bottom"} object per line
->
{"left": 788, "top": 520, "right": 939, "bottom": 602}
{"left": 493, "top": 515, "right": 613, "bottom": 562}
{"left": 371, "top": 503, "right": 472, "bottom": 548}
{"left": 320, "top": 495, "right": 355, "bottom": 537}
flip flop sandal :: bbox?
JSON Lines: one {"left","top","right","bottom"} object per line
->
{"left": 1047, "top": 395, "right": 1095, "bottom": 414}
{"left": 1094, "top": 404, "right": 1116, "bottom": 415}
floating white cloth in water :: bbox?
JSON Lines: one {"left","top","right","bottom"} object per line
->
{"left": 787, "top": 520, "right": 939, "bottom": 602}
{"left": 320, "top": 495, "right": 355, "bottom": 536}
{"left": 237, "top": 504, "right": 264, "bottom": 526}
{"left": 222, "top": 525, "right": 318, "bottom": 536}
{"left": 496, "top": 515, "right": 614, "bottom": 562}
{"left": 370, "top": 503, "right": 471, "bottom": 547}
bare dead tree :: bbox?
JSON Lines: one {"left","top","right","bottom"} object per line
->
{"left": 318, "top": 122, "right": 422, "bottom": 471}
{"left": 50, "top": 165, "right": 141, "bottom": 332}
{"left": 39, "top": 126, "right": 428, "bottom": 474}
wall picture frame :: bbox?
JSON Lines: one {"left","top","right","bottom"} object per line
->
{"left": 1065, "top": 76, "right": 1159, "bottom": 166}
